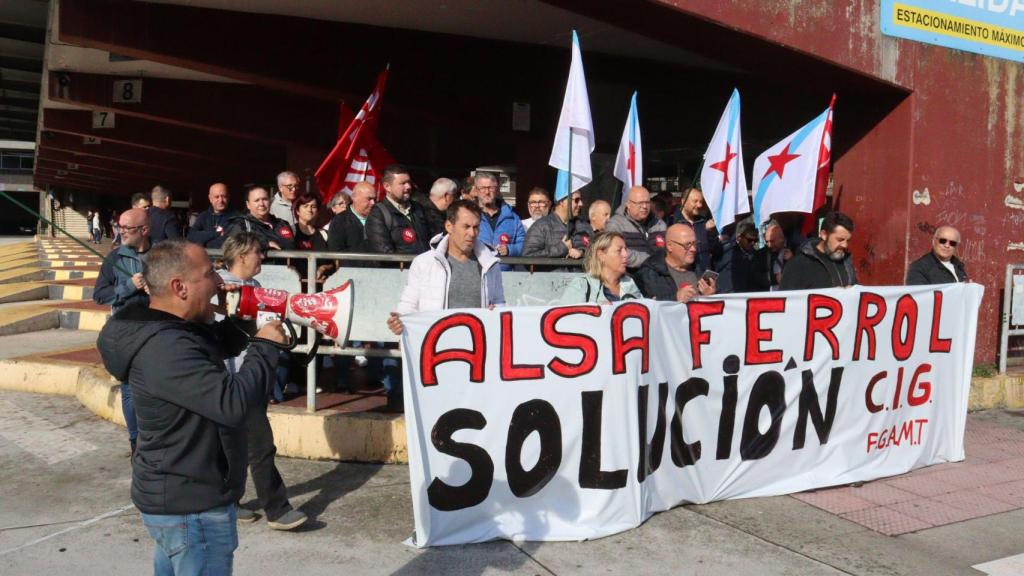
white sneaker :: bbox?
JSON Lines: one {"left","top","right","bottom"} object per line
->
{"left": 355, "top": 355, "right": 368, "bottom": 367}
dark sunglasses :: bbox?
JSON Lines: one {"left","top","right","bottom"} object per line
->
{"left": 937, "top": 238, "right": 959, "bottom": 247}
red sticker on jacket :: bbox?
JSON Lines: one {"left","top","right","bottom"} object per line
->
{"left": 278, "top": 226, "right": 293, "bottom": 239}
{"left": 499, "top": 233, "right": 510, "bottom": 245}
{"left": 654, "top": 234, "right": 665, "bottom": 247}
{"left": 581, "top": 235, "right": 590, "bottom": 247}
{"left": 402, "top": 227, "right": 416, "bottom": 244}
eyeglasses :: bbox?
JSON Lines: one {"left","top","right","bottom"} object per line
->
{"left": 628, "top": 200, "right": 651, "bottom": 206}
{"left": 476, "top": 186, "right": 498, "bottom": 192}
{"left": 937, "top": 238, "right": 959, "bottom": 247}
{"left": 120, "top": 224, "right": 144, "bottom": 233}
{"left": 280, "top": 184, "right": 300, "bottom": 190}
{"left": 572, "top": 197, "right": 583, "bottom": 204}
{"left": 528, "top": 200, "right": 550, "bottom": 206}
{"left": 669, "top": 239, "right": 697, "bottom": 251}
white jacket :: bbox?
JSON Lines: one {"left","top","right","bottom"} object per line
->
{"left": 396, "top": 235, "right": 505, "bottom": 315}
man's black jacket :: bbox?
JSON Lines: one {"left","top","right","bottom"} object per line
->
{"left": 906, "top": 252, "right": 969, "bottom": 285}
{"left": 365, "top": 199, "right": 431, "bottom": 255}
{"left": 634, "top": 251, "right": 702, "bottom": 301}
{"left": 97, "top": 304, "right": 279, "bottom": 515}
{"left": 187, "top": 207, "right": 240, "bottom": 248}
{"left": 148, "top": 206, "right": 181, "bottom": 244}
{"left": 780, "top": 241, "right": 858, "bottom": 290}
{"left": 422, "top": 202, "right": 447, "bottom": 240}
{"left": 327, "top": 209, "right": 374, "bottom": 268}
{"left": 668, "top": 210, "right": 722, "bottom": 272}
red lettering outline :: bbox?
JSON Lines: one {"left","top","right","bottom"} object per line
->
{"left": 853, "top": 292, "right": 886, "bottom": 361}
{"left": 540, "top": 306, "right": 601, "bottom": 378}
{"left": 892, "top": 295, "right": 918, "bottom": 361}
{"left": 804, "top": 294, "right": 843, "bottom": 361}
{"left": 500, "top": 312, "right": 544, "bottom": 381}
{"left": 929, "top": 291, "right": 952, "bottom": 353}
{"left": 612, "top": 302, "right": 649, "bottom": 375}
{"left": 688, "top": 301, "right": 725, "bottom": 370}
{"left": 745, "top": 298, "right": 785, "bottom": 365}
{"left": 420, "top": 313, "right": 486, "bottom": 386}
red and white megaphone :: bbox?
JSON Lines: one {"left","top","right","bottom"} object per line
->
{"left": 225, "top": 281, "right": 354, "bottom": 344}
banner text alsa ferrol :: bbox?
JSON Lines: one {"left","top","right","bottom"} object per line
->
{"left": 401, "top": 284, "right": 983, "bottom": 547}
{"left": 881, "top": 0, "right": 1024, "bottom": 63}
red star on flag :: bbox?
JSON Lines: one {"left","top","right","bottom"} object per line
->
{"left": 708, "top": 143, "right": 738, "bottom": 190}
{"left": 765, "top": 143, "right": 800, "bottom": 179}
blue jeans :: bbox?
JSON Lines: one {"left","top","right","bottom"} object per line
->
{"left": 141, "top": 504, "right": 238, "bottom": 576}
{"left": 120, "top": 381, "right": 138, "bottom": 442}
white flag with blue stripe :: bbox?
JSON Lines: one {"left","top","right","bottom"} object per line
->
{"left": 613, "top": 92, "right": 643, "bottom": 206}
{"left": 700, "top": 89, "right": 748, "bottom": 229}
{"left": 751, "top": 106, "right": 831, "bottom": 226}
{"left": 548, "top": 30, "right": 595, "bottom": 202}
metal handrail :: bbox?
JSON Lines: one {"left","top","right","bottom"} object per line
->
{"left": 207, "top": 248, "right": 584, "bottom": 267}
{"left": 208, "top": 247, "right": 583, "bottom": 412}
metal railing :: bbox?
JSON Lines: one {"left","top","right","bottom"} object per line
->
{"left": 999, "top": 264, "right": 1024, "bottom": 374}
{"left": 208, "top": 248, "right": 584, "bottom": 412}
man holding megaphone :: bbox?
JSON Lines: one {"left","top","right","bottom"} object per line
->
{"left": 97, "top": 239, "right": 289, "bottom": 574}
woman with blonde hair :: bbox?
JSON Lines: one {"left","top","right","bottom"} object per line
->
{"left": 560, "top": 231, "right": 642, "bottom": 304}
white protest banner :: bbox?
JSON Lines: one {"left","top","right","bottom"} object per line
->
{"left": 401, "top": 284, "right": 983, "bottom": 547}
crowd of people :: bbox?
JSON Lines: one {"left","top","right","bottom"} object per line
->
{"left": 91, "top": 165, "right": 970, "bottom": 575}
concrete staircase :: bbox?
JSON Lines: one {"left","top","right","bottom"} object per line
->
{"left": 50, "top": 207, "right": 92, "bottom": 239}
{"left": 0, "top": 237, "right": 407, "bottom": 464}
{"left": 0, "top": 238, "right": 109, "bottom": 333}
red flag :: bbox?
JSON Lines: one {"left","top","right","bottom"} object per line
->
{"left": 315, "top": 67, "right": 396, "bottom": 204}
{"left": 802, "top": 94, "right": 835, "bottom": 235}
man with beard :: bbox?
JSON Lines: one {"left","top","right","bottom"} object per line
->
{"left": 365, "top": 164, "right": 431, "bottom": 256}
{"left": 780, "top": 211, "right": 857, "bottom": 290}
{"left": 521, "top": 187, "right": 552, "bottom": 232}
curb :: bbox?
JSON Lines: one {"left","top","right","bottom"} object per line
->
{"left": 57, "top": 308, "right": 110, "bottom": 331}
{"left": 0, "top": 356, "right": 409, "bottom": 463}
{"left": 0, "top": 309, "right": 59, "bottom": 336}
{"left": 970, "top": 375, "right": 1024, "bottom": 410}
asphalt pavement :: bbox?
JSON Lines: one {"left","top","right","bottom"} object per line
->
{"left": 0, "top": 389, "right": 1021, "bottom": 576}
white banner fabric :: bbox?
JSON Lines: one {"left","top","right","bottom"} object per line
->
{"left": 401, "top": 284, "right": 984, "bottom": 547}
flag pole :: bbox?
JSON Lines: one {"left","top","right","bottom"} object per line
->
{"left": 567, "top": 126, "right": 573, "bottom": 201}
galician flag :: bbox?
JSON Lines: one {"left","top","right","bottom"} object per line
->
{"left": 613, "top": 91, "right": 643, "bottom": 206}
{"left": 802, "top": 94, "right": 836, "bottom": 234}
{"left": 700, "top": 89, "right": 748, "bottom": 228}
{"left": 548, "top": 30, "right": 595, "bottom": 202}
{"left": 751, "top": 101, "right": 834, "bottom": 227}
